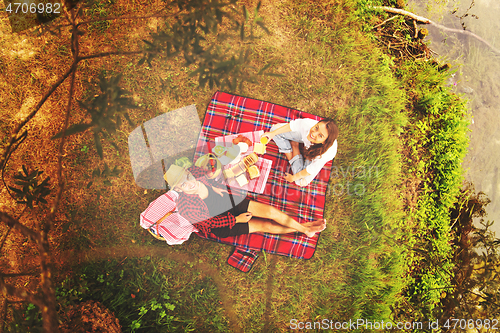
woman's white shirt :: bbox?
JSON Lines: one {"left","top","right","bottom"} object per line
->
{"left": 289, "top": 118, "right": 338, "bottom": 186}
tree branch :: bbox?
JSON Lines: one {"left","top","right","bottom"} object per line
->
{"left": 429, "top": 22, "right": 500, "bottom": 55}
{"left": 0, "top": 213, "right": 40, "bottom": 243}
{"left": 0, "top": 4, "right": 199, "bottom": 333}
{"left": 0, "top": 52, "right": 142, "bottom": 191}
{"left": 32, "top": 10, "right": 82, "bottom": 333}
{"left": 466, "top": 290, "right": 500, "bottom": 308}
{"left": 373, "top": 6, "right": 431, "bottom": 23}
{"left": 373, "top": 15, "right": 398, "bottom": 29}
{"left": 1, "top": 130, "right": 27, "bottom": 201}
{"left": 0, "top": 207, "right": 28, "bottom": 253}
{"left": 0, "top": 279, "right": 44, "bottom": 309}
{"left": 78, "top": 50, "right": 144, "bottom": 61}
{"left": 0, "top": 65, "right": 74, "bottom": 172}
{"left": 0, "top": 271, "right": 41, "bottom": 278}
{"left": 76, "top": 10, "right": 176, "bottom": 28}
{"left": 41, "top": 8, "right": 176, "bottom": 34}
{"left": 0, "top": 226, "right": 13, "bottom": 255}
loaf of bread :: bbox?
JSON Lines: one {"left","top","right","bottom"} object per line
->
{"left": 247, "top": 165, "right": 260, "bottom": 179}
{"left": 253, "top": 143, "right": 266, "bottom": 155}
{"left": 223, "top": 168, "right": 235, "bottom": 179}
{"left": 236, "top": 174, "right": 249, "bottom": 186}
{"left": 243, "top": 153, "right": 258, "bottom": 169}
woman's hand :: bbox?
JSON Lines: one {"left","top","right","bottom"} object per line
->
{"left": 284, "top": 169, "right": 309, "bottom": 183}
{"left": 262, "top": 132, "right": 274, "bottom": 141}
{"left": 211, "top": 186, "right": 228, "bottom": 197}
{"left": 283, "top": 172, "right": 297, "bottom": 183}
{"left": 236, "top": 212, "right": 252, "bottom": 223}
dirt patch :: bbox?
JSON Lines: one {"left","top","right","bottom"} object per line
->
{"left": 59, "top": 300, "right": 122, "bottom": 333}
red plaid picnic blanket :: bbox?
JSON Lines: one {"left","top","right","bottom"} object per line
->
{"left": 194, "top": 91, "right": 333, "bottom": 272}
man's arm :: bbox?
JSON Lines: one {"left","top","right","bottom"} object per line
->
{"left": 193, "top": 213, "right": 237, "bottom": 237}
{"left": 176, "top": 192, "right": 236, "bottom": 236}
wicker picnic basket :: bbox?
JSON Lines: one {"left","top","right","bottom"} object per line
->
{"left": 148, "top": 211, "right": 174, "bottom": 241}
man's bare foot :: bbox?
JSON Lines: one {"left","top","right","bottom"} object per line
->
{"left": 304, "top": 229, "right": 316, "bottom": 238}
{"left": 314, "top": 219, "right": 327, "bottom": 232}
{"left": 312, "top": 218, "right": 326, "bottom": 227}
{"left": 303, "top": 220, "right": 327, "bottom": 237}
{"left": 301, "top": 219, "right": 326, "bottom": 228}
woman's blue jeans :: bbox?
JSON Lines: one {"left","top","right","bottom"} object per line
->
{"left": 270, "top": 123, "right": 312, "bottom": 176}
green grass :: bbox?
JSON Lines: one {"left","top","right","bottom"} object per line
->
{"left": 12, "top": 258, "right": 228, "bottom": 332}
{"left": 86, "top": 0, "right": 117, "bottom": 33}
{"left": 55, "top": 0, "right": 411, "bottom": 329}
{"left": 393, "top": 61, "right": 470, "bottom": 320}
{"left": 3, "top": 0, "right": 471, "bottom": 331}
{"left": 274, "top": 0, "right": 410, "bottom": 322}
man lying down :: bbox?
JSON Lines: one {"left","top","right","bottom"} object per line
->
{"left": 140, "top": 164, "right": 326, "bottom": 243}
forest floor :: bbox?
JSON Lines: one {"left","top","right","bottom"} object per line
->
{"left": 0, "top": 0, "right": 469, "bottom": 331}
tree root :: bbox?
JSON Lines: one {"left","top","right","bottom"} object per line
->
{"left": 374, "top": 6, "right": 431, "bottom": 23}
{"left": 373, "top": 6, "right": 500, "bottom": 55}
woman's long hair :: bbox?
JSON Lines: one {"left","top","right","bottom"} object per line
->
{"left": 302, "top": 118, "right": 338, "bottom": 161}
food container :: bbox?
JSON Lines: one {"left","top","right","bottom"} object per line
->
{"left": 237, "top": 142, "right": 249, "bottom": 153}
{"left": 212, "top": 145, "right": 227, "bottom": 156}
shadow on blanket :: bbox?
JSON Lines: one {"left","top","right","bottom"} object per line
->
{"left": 194, "top": 91, "right": 333, "bottom": 272}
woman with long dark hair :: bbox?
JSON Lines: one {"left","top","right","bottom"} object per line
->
{"left": 263, "top": 118, "right": 339, "bottom": 186}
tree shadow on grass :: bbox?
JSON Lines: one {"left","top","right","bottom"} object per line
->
{"left": 262, "top": 255, "right": 278, "bottom": 332}
{"left": 56, "top": 245, "right": 241, "bottom": 332}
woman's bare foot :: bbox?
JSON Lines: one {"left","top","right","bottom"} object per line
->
{"left": 315, "top": 219, "right": 327, "bottom": 232}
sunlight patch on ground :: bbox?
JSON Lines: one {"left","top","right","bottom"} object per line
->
{"left": 16, "top": 96, "right": 37, "bottom": 120}
{"left": 147, "top": 17, "right": 159, "bottom": 31}
{"left": 0, "top": 25, "right": 39, "bottom": 62}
